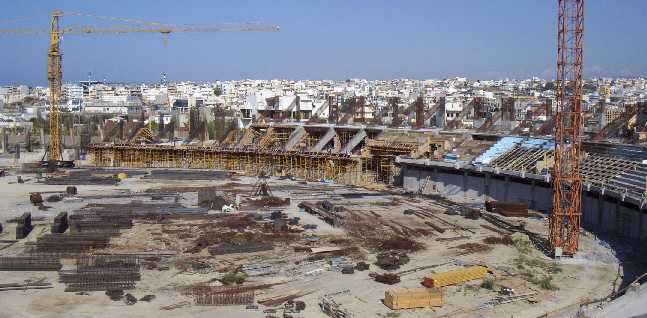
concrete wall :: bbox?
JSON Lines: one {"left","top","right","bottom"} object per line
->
{"left": 401, "top": 164, "right": 647, "bottom": 243}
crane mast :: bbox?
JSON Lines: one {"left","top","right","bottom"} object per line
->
{"left": 48, "top": 11, "right": 63, "bottom": 161}
{"left": 549, "top": 0, "right": 584, "bottom": 256}
{"left": 1, "top": 10, "right": 279, "bottom": 163}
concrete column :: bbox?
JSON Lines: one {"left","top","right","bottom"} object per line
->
{"left": 25, "top": 130, "right": 32, "bottom": 152}
{"left": 530, "top": 180, "right": 536, "bottom": 209}
{"left": 40, "top": 128, "right": 45, "bottom": 149}
{"left": 597, "top": 194, "right": 604, "bottom": 232}
{"left": 615, "top": 200, "right": 621, "bottom": 237}
{"left": 639, "top": 211, "right": 645, "bottom": 242}
{"left": 2, "top": 130, "right": 8, "bottom": 154}
{"left": 484, "top": 173, "right": 491, "bottom": 199}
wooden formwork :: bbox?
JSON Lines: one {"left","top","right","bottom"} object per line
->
{"left": 89, "top": 144, "right": 367, "bottom": 185}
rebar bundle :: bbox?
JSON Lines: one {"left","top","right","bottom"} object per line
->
{"left": 64, "top": 281, "right": 137, "bottom": 292}
{"left": 0, "top": 256, "right": 62, "bottom": 271}
{"left": 29, "top": 233, "right": 112, "bottom": 254}
{"left": 76, "top": 255, "right": 140, "bottom": 270}
{"left": 60, "top": 255, "right": 142, "bottom": 292}
{"left": 59, "top": 270, "right": 141, "bottom": 284}
{"left": 193, "top": 291, "right": 254, "bottom": 306}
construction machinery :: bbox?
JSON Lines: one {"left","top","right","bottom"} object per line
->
{"left": 0, "top": 11, "right": 279, "bottom": 163}
{"left": 549, "top": 0, "right": 584, "bottom": 256}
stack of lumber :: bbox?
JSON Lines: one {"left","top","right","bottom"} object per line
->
{"left": 485, "top": 200, "right": 529, "bottom": 217}
{"left": 384, "top": 288, "right": 443, "bottom": 310}
{"left": 422, "top": 266, "right": 488, "bottom": 288}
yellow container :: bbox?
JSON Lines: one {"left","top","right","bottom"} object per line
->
{"left": 423, "top": 266, "right": 488, "bottom": 288}
{"left": 384, "top": 288, "right": 443, "bottom": 310}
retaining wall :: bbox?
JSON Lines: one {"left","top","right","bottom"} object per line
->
{"left": 401, "top": 162, "right": 647, "bottom": 244}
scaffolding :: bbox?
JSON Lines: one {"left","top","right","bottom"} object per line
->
{"left": 89, "top": 144, "right": 365, "bottom": 184}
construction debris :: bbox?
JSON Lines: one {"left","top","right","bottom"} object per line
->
{"left": 375, "top": 251, "right": 410, "bottom": 270}
{"left": 248, "top": 196, "right": 290, "bottom": 208}
{"left": 375, "top": 236, "right": 424, "bottom": 252}
{"left": 319, "top": 291, "right": 351, "bottom": 318}
{"left": 258, "top": 291, "right": 311, "bottom": 307}
{"left": 66, "top": 186, "right": 78, "bottom": 195}
{"left": 29, "top": 192, "right": 43, "bottom": 205}
{"left": 160, "top": 301, "right": 191, "bottom": 311}
{"left": 208, "top": 242, "right": 273, "bottom": 255}
{"left": 46, "top": 194, "right": 64, "bottom": 202}
{"left": 452, "top": 242, "right": 492, "bottom": 255}
{"left": 483, "top": 236, "right": 514, "bottom": 245}
{"left": 384, "top": 288, "right": 443, "bottom": 310}
{"left": 106, "top": 289, "right": 124, "bottom": 301}
{"left": 198, "top": 189, "right": 232, "bottom": 210}
{"left": 124, "top": 293, "right": 138, "bottom": 305}
{"left": 139, "top": 294, "right": 156, "bottom": 302}
{"left": 355, "top": 262, "right": 370, "bottom": 271}
{"left": 0, "top": 279, "right": 52, "bottom": 292}
{"left": 374, "top": 273, "right": 401, "bottom": 285}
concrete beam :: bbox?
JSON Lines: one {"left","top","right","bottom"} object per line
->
{"left": 310, "top": 127, "right": 336, "bottom": 152}
{"left": 341, "top": 128, "right": 367, "bottom": 154}
{"left": 284, "top": 126, "right": 306, "bottom": 151}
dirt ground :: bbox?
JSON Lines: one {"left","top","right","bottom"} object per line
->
{"left": 0, "top": 165, "right": 620, "bottom": 318}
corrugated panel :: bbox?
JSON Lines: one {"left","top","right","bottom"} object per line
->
{"left": 423, "top": 266, "right": 488, "bottom": 288}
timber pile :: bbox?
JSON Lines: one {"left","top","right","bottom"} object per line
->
{"left": 485, "top": 200, "right": 529, "bottom": 217}
{"left": 384, "top": 288, "right": 443, "bottom": 309}
{"left": 423, "top": 266, "right": 488, "bottom": 288}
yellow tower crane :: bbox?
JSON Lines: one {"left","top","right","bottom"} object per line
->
{"left": 0, "top": 10, "right": 279, "bottom": 163}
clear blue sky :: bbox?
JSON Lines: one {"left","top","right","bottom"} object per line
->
{"left": 0, "top": 0, "right": 645, "bottom": 85}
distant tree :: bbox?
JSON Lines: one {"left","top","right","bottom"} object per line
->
{"left": 213, "top": 85, "right": 223, "bottom": 96}
{"left": 544, "top": 81, "right": 556, "bottom": 91}
{"left": 22, "top": 96, "right": 35, "bottom": 105}
{"left": 583, "top": 83, "right": 597, "bottom": 93}
{"left": 341, "top": 99, "right": 355, "bottom": 113}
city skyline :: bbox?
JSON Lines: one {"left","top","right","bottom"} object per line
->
{"left": 0, "top": 0, "right": 646, "bottom": 85}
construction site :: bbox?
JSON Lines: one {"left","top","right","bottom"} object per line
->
{"left": 0, "top": 1, "right": 646, "bottom": 318}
